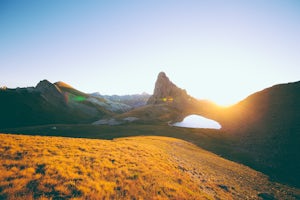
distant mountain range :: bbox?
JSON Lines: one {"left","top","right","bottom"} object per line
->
{"left": 90, "top": 92, "right": 150, "bottom": 108}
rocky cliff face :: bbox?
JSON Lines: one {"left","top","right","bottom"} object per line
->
{"left": 147, "top": 72, "right": 195, "bottom": 110}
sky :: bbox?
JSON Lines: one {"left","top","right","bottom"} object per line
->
{"left": 1, "top": 0, "right": 300, "bottom": 106}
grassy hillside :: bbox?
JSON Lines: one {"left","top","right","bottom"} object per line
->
{"left": 0, "top": 133, "right": 299, "bottom": 199}
{"left": 3, "top": 120, "right": 300, "bottom": 188}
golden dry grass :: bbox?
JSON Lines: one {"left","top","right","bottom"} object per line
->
{"left": 0, "top": 133, "right": 299, "bottom": 200}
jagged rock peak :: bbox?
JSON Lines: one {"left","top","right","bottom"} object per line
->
{"left": 158, "top": 71, "right": 168, "bottom": 79}
{"left": 147, "top": 72, "right": 188, "bottom": 105}
{"left": 153, "top": 72, "right": 178, "bottom": 95}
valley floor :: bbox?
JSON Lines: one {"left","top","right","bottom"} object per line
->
{"left": 0, "top": 133, "right": 299, "bottom": 199}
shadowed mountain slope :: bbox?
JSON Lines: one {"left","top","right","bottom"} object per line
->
{"left": 0, "top": 80, "right": 114, "bottom": 128}
{"left": 209, "top": 81, "right": 300, "bottom": 187}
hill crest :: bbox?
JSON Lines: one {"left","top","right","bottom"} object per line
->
{"left": 1, "top": 133, "right": 298, "bottom": 199}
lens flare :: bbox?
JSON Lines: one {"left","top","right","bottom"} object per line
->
{"left": 161, "top": 96, "right": 173, "bottom": 103}
{"left": 63, "top": 92, "right": 86, "bottom": 104}
{"left": 71, "top": 96, "right": 86, "bottom": 102}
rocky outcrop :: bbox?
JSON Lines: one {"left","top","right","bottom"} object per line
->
{"left": 147, "top": 72, "right": 196, "bottom": 111}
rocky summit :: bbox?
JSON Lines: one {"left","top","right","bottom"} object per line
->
{"left": 147, "top": 72, "right": 195, "bottom": 110}
{"left": 36, "top": 79, "right": 61, "bottom": 94}
{"left": 35, "top": 80, "right": 65, "bottom": 105}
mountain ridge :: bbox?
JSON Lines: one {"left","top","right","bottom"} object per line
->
{"left": 215, "top": 80, "right": 300, "bottom": 187}
{"left": 0, "top": 80, "right": 115, "bottom": 128}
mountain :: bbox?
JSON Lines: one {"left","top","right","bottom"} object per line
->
{"left": 0, "top": 80, "right": 130, "bottom": 128}
{"left": 0, "top": 80, "right": 75, "bottom": 128}
{"left": 147, "top": 72, "right": 198, "bottom": 111}
{"left": 114, "top": 72, "right": 222, "bottom": 124}
{"left": 115, "top": 72, "right": 201, "bottom": 123}
{"left": 207, "top": 81, "right": 300, "bottom": 187}
{"left": 36, "top": 80, "right": 66, "bottom": 105}
{"left": 218, "top": 81, "right": 300, "bottom": 133}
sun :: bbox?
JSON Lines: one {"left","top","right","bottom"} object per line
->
{"left": 197, "top": 91, "right": 245, "bottom": 107}
{"left": 213, "top": 97, "right": 239, "bottom": 107}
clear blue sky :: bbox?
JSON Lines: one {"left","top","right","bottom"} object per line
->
{"left": 1, "top": 0, "right": 300, "bottom": 105}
